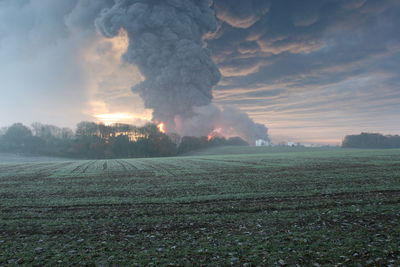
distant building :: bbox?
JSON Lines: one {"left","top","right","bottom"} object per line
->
{"left": 286, "top": 142, "right": 321, "bottom": 147}
{"left": 256, "top": 139, "right": 270, "bottom": 146}
{"left": 301, "top": 143, "right": 320, "bottom": 148}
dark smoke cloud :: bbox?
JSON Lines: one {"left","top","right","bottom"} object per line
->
{"left": 95, "top": 0, "right": 221, "bottom": 123}
{"left": 95, "top": 0, "right": 269, "bottom": 143}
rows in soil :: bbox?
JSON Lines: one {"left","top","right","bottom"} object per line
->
{"left": 1, "top": 189, "right": 399, "bottom": 214}
{"left": 1, "top": 202, "right": 399, "bottom": 265}
{"left": 1, "top": 151, "right": 400, "bottom": 265}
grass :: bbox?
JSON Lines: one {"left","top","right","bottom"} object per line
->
{"left": 0, "top": 147, "right": 399, "bottom": 266}
{"left": 0, "top": 153, "right": 70, "bottom": 164}
{"left": 181, "top": 145, "right": 340, "bottom": 156}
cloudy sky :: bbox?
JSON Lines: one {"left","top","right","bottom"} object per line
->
{"left": 0, "top": 0, "right": 399, "bottom": 144}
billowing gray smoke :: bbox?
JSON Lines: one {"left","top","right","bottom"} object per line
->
{"left": 95, "top": 0, "right": 221, "bottom": 124}
{"left": 95, "top": 0, "right": 269, "bottom": 144}
{"left": 175, "top": 105, "right": 269, "bottom": 144}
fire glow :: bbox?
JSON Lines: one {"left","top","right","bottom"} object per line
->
{"left": 207, "top": 128, "right": 223, "bottom": 141}
{"left": 157, "top": 122, "right": 166, "bottom": 134}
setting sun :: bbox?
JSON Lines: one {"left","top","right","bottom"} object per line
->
{"left": 95, "top": 113, "right": 134, "bottom": 125}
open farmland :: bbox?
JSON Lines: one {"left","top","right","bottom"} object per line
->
{"left": 0, "top": 153, "right": 71, "bottom": 164}
{"left": 1, "top": 148, "right": 400, "bottom": 266}
{"left": 182, "top": 145, "right": 340, "bottom": 156}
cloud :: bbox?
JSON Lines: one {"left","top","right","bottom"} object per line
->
{"left": 257, "top": 36, "right": 325, "bottom": 54}
{"left": 213, "top": 0, "right": 271, "bottom": 29}
{"left": 211, "top": 0, "right": 400, "bottom": 88}
{"left": 219, "top": 56, "right": 271, "bottom": 77}
{"left": 206, "top": 0, "right": 400, "bottom": 143}
{"left": 340, "top": 0, "right": 367, "bottom": 10}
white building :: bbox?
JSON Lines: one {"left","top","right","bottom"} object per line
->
{"left": 256, "top": 139, "right": 271, "bottom": 146}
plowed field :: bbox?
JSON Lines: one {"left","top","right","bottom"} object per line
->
{"left": 1, "top": 149, "right": 399, "bottom": 266}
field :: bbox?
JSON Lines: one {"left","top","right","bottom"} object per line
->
{"left": 0, "top": 153, "right": 70, "bottom": 164}
{"left": 0, "top": 148, "right": 399, "bottom": 266}
{"left": 181, "top": 145, "right": 339, "bottom": 156}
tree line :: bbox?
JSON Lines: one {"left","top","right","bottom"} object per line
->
{"left": 342, "top": 133, "right": 400, "bottom": 149}
{"left": 0, "top": 122, "right": 248, "bottom": 159}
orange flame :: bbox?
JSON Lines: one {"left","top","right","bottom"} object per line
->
{"left": 157, "top": 122, "right": 166, "bottom": 133}
{"left": 207, "top": 128, "right": 222, "bottom": 141}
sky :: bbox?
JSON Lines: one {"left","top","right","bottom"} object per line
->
{"left": 0, "top": 0, "right": 399, "bottom": 145}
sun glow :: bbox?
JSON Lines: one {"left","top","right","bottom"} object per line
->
{"left": 86, "top": 29, "right": 148, "bottom": 127}
{"left": 95, "top": 113, "right": 134, "bottom": 125}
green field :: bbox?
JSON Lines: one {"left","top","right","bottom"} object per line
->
{"left": 0, "top": 153, "right": 71, "bottom": 164}
{"left": 1, "top": 148, "right": 399, "bottom": 266}
{"left": 181, "top": 145, "right": 340, "bottom": 156}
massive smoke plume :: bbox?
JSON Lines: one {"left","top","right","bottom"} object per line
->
{"left": 96, "top": 0, "right": 220, "bottom": 123}
{"left": 95, "top": 0, "right": 268, "bottom": 143}
{"left": 0, "top": 0, "right": 268, "bottom": 144}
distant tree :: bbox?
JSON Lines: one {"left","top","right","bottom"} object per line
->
{"left": 113, "top": 123, "right": 132, "bottom": 133}
{"left": 98, "top": 123, "right": 112, "bottom": 140}
{"left": 152, "top": 133, "right": 178, "bottom": 157}
{"left": 388, "top": 135, "right": 400, "bottom": 148}
{"left": 138, "top": 123, "right": 159, "bottom": 139}
{"left": 31, "top": 122, "right": 62, "bottom": 139}
{"left": 208, "top": 136, "right": 227, "bottom": 147}
{"left": 0, "top": 127, "right": 7, "bottom": 137}
{"left": 109, "top": 135, "right": 131, "bottom": 158}
{"left": 0, "top": 121, "right": 253, "bottom": 159}
{"left": 168, "top": 133, "right": 181, "bottom": 146}
{"left": 4, "top": 123, "right": 32, "bottom": 140}
{"left": 226, "top": 137, "right": 249, "bottom": 146}
{"left": 342, "top": 133, "right": 400, "bottom": 148}
{"left": 178, "top": 136, "right": 208, "bottom": 154}
{"left": 31, "top": 122, "right": 44, "bottom": 137}
{"left": 72, "top": 135, "right": 106, "bottom": 158}
{"left": 61, "top": 128, "right": 74, "bottom": 140}
{"left": 1, "top": 123, "right": 33, "bottom": 152}
{"left": 76, "top": 121, "right": 99, "bottom": 137}
{"left": 135, "top": 123, "right": 177, "bottom": 157}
